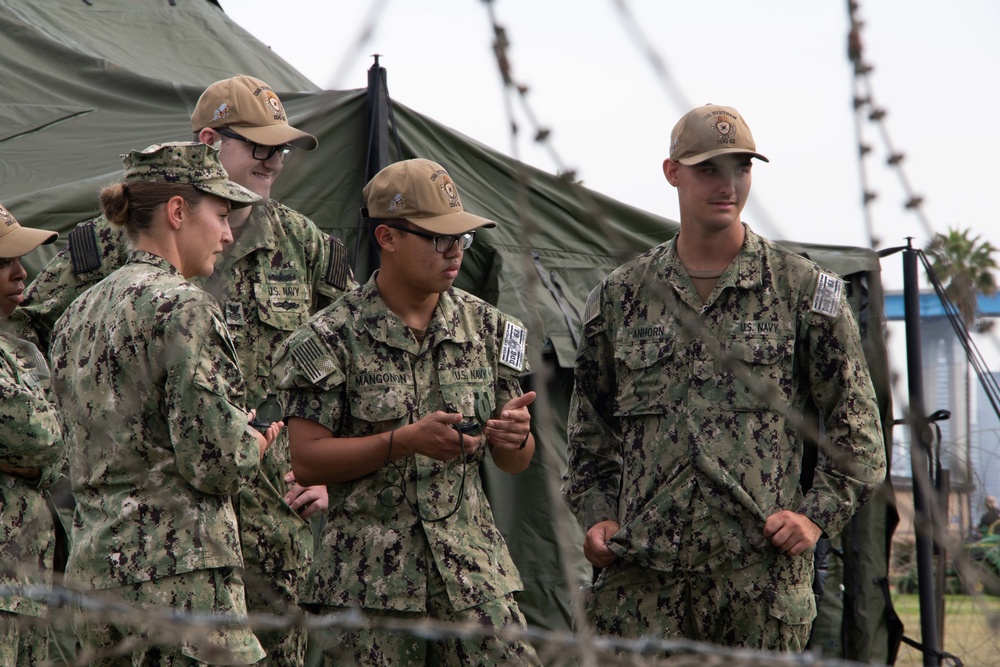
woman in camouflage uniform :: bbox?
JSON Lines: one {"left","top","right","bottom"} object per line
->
{"left": 49, "top": 143, "right": 279, "bottom": 665}
{"left": 0, "top": 205, "right": 62, "bottom": 667}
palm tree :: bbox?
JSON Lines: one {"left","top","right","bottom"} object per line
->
{"left": 924, "top": 227, "right": 998, "bottom": 534}
{"left": 926, "top": 228, "right": 998, "bottom": 332}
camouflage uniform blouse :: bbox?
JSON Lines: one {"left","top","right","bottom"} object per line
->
{"left": 0, "top": 328, "right": 63, "bottom": 617}
{"left": 49, "top": 251, "right": 261, "bottom": 589}
{"left": 271, "top": 276, "right": 528, "bottom": 612}
{"left": 563, "top": 225, "right": 886, "bottom": 572}
{"left": 23, "top": 203, "right": 357, "bottom": 576}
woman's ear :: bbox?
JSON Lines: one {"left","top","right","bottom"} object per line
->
{"left": 164, "top": 196, "right": 187, "bottom": 230}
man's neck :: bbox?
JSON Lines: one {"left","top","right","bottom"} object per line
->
{"left": 374, "top": 270, "right": 441, "bottom": 330}
{"left": 676, "top": 221, "right": 745, "bottom": 271}
{"left": 228, "top": 204, "right": 255, "bottom": 230}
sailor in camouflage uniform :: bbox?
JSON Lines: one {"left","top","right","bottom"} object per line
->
{"left": 272, "top": 159, "right": 540, "bottom": 666}
{"left": 563, "top": 105, "right": 886, "bottom": 651}
{"left": 49, "top": 143, "right": 273, "bottom": 664}
{"left": 0, "top": 206, "right": 62, "bottom": 667}
{"left": 23, "top": 75, "right": 358, "bottom": 665}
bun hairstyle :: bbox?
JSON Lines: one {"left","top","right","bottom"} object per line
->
{"left": 100, "top": 182, "right": 203, "bottom": 241}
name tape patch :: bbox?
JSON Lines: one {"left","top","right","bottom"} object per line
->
{"left": 500, "top": 321, "right": 527, "bottom": 371}
{"left": 811, "top": 271, "right": 843, "bottom": 318}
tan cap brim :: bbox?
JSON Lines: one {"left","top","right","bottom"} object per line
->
{"left": 407, "top": 211, "right": 497, "bottom": 236}
{"left": 677, "top": 147, "right": 769, "bottom": 166}
{"left": 231, "top": 123, "right": 318, "bottom": 151}
{"left": 1, "top": 226, "right": 58, "bottom": 258}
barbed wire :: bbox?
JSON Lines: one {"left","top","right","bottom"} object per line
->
{"left": 846, "top": 0, "right": 935, "bottom": 248}
{"left": 4, "top": 579, "right": 969, "bottom": 667}
{"left": 607, "top": 0, "right": 786, "bottom": 242}
{"left": 6, "top": 3, "right": 1000, "bottom": 666}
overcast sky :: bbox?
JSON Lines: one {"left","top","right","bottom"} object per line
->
{"left": 223, "top": 0, "right": 1000, "bottom": 295}
{"left": 221, "top": 2, "right": 1000, "bottom": 455}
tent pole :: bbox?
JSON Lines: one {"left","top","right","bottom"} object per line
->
{"left": 366, "top": 54, "right": 392, "bottom": 178}
{"left": 902, "top": 238, "right": 942, "bottom": 666}
{"left": 363, "top": 54, "right": 392, "bottom": 275}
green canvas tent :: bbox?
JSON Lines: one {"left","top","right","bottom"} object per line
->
{"left": 0, "top": 0, "right": 897, "bottom": 662}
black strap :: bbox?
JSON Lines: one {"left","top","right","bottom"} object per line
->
{"left": 875, "top": 576, "right": 963, "bottom": 666}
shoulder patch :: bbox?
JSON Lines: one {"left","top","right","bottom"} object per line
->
{"left": 584, "top": 283, "right": 602, "bottom": 325}
{"left": 68, "top": 222, "right": 102, "bottom": 275}
{"left": 290, "top": 334, "right": 337, "bottom": 384}
{"left": 499, "top": 320, "right": 527, "bottom": 372}
{"left": 325, "top": 236, "right": 351, "bottom": 291}
{"left": 811, "top": 271, "right": 843, "bottom": 318}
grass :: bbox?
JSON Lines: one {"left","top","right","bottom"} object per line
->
{"left": 890, "top": 593, "right": 1000, "bottom": 667}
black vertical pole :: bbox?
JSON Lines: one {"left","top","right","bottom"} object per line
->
{"left": 903, "top": 239, "right": 941, "bottom": 666}
{"left": 362, "top": 54, "right": 392, "bottom": 278}
{"left": 366, "top": 54, "right": 391, "bottom": 179}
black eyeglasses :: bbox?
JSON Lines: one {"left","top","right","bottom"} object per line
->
{"left": 387, "top": 225, "right": 475, "bottom": 253}
{"left": 216, "top": 128, "right": 294, "bottom": 164}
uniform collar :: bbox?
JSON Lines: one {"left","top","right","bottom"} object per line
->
{"left": 221, "top": 203, "right": 276, "bottom": 267}
{"left": 665, "top": 223, "right": 763, "bottom": 292}
{"left": 359, "top": 272, "right": 473, "bottom": 351}
{"left": 126, "top": 250, "right": 181, "bottom": 275}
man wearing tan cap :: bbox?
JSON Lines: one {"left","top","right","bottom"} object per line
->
{"left": 21, "top": 75, "right": 358, "bottom": 666}
{"left": 564, "top": 104, "right": 886, "bottom": 651}
{"left": 0, "top": 203, "right": 63, "bottom": 666}
{"left": 271, "top": 158, "right": 540, "bottom": 665}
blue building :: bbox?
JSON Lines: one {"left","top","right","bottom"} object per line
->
{"left": 884, "top": 291, "right": 1000, "bottom": 535}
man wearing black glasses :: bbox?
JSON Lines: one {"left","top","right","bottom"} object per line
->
{"left": 21, "top": 74, "right": 358, "bottom": 667}
{"left": 272, "top": 158, "right": 540, "bottom": 665}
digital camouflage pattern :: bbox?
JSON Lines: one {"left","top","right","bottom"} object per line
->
{"left": 311, "top": 552, "right": 537, "bottom": 666}
{"left": 0, "top": 329, "right": 63, "bottom": 627}
{"left": 271, "top": 276, "right": 527, "bottom": 614}
{"left": 122, "top": 142, "right": 260, "bottom": 208}
{"left": 48, "top": 251, "right": 260, "bottom": 590}
{"left": 22, "top": 201, "right": 357, "bottom": 578}
{"left": 564, "top": 225, "right": 886, "bottom": 644}
{"left": 586, "top": 557, "right": 813, "bottom": 651}
{"left": 199, "top": 199, "right": 356, "bottom": 582}
{"left": 74, "top": 567, "right": 264, "bottom": 666}
{"left": 0, "top": 614, "right": 47, "bottom": 667}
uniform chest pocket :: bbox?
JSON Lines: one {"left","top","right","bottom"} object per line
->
{"left": 253, "top": 278, "right": 310, "bottom": 331}
{"left": 613, "top": 337, "right": 675, "bottom": 416}
{"left": 350, "top": 386, "right": 413, "bottom": 436}
{"left": 725, "top": 334, "right": 793, "bottom": 411}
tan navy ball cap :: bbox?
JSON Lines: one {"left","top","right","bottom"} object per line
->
{"left": 191, "top": 74, "right": 318, "bottom": 150}
{"left": 0, "top": 203, "right": 58, "bottom": 258}
{"left": 669, "top": 103, "right": 769, "bottom": 165}
{"left": 362, "top": 158, "right": 497, "bottom": 235}
{"left": 122, "top": 142, "right": 262, "bottom": 209}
